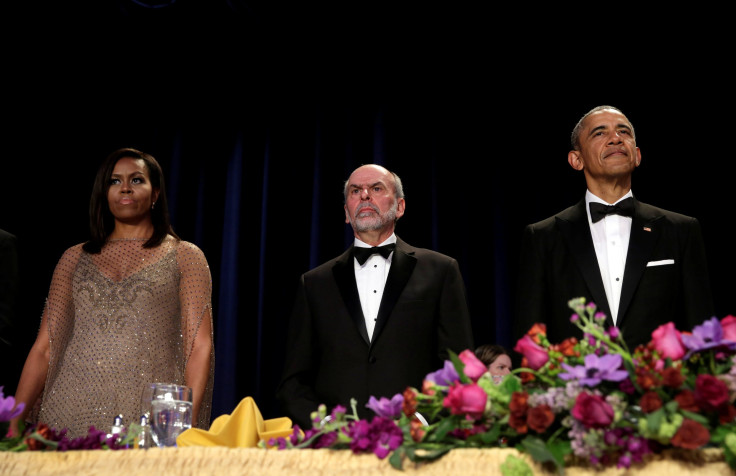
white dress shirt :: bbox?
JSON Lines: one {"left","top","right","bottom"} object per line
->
{"left": 353, "top": 234, "right": 397, "bottom": 340}
{"left": 585, "top": 190, "right": 634, "bottom": 326}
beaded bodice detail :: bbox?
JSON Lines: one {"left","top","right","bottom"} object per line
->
{"left": 37, "top": 237, "right": 214, "bottom": 438}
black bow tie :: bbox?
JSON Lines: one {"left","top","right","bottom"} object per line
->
{"left": 589, "top": 197, "right": 635, "bottom": 223}
{"left": 353, "top": 243, "right": 396, "bottom": 265}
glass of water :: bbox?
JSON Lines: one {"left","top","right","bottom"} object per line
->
{"left": 148, "top": 383, "right": 193, "bottom": 448}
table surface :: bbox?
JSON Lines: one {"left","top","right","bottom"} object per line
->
{"left": 0, "top": 445, "right": 730, "bottom": 476}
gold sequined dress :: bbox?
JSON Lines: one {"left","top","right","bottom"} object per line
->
{"left": 35, "top": 237, "right": 214, "bottom": 438}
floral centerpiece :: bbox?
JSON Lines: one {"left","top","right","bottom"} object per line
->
{"left": 0, "top": 391, "right": 140, "bottom": 452}
{"left": 265, "top": 298, "right": 736, "bottom": 474}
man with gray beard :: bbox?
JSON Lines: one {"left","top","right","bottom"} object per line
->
{"left": 277, "top": 164, "right": 474, "bottom": 428}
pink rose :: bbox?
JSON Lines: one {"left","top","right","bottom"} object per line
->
{"left": 458, "top": 349, "right": 487, "bottom": 381}
{"left": 443, "top": 382, "right": 487, "bottom": 419}
{"left": 513, "top": 335, "right": 549, "bottom": 370}
{"left": 651, "top": 322, "right": 686, "bottom": 360}
{"left": 571, "top": 392, "right": 614, "bottom": 429}
{"left": 721, "top": 315, "right": 736, "bottom": 342}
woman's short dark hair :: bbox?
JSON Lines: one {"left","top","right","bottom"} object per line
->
{"left": 474, "top": 344, "right": 509, "bottom": 367}
{"left": 83, "top": 148, "right": 179, "bottom": 253}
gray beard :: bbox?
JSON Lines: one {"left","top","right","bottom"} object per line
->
{"left": 352, "top": 201, "right": 397, "bottom": 232}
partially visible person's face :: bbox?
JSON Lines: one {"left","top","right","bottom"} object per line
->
{"left": 107, "top": 157, "right": 159, "bottom": 223}
{"left": 489, "top": 354, "right": 512, "bottom": 376}
{"left": 571, "top": 109, "right": 641, "bottom": 181}
{"left": 344, "top": 165, "right": 405, "bottom": 233}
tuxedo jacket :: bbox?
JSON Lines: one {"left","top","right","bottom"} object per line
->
{"left": 513, "top": 198, "right": 714, "bottom": 352}
{"left": 276, "top": 236, "right": 474, "bottom": 429}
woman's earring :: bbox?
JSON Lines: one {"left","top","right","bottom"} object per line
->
{"left": 151, "top": 202, "right": 156, "bottom": 210}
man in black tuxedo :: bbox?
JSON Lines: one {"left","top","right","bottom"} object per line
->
{"left": 514, "top": 105, "right": 714, "bottom": 352}
{"left": 277, "top": 164, "right": 474, "bottom": 429}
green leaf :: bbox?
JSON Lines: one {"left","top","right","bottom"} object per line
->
{"left": 545, "top": 439, "right": 571, "bottom": 467}
{"left": 646, "top": 408, "right": 664, "bottom": 431}
{"left": 473, "top": 425, "right": 501, "bottom": 445}
{"left": 405, "top": 442, "right": 452, "bottom": 462}
{"left": 520, "top": 435, "right": 565, "bottom": 475}
{"left": 389, "top": 446, "right": 405, "bottom": 470}
{"left": 679, "top": 409, "right": 709, "bottom": 425}
{"left": 663, "top": 399, "right": 679, "bottom": 413}
{"left": 711, "top": 424, "right": 736, "bottom": 444}
{"left": 428, "top": 415, "right": 460, "bottom": 441}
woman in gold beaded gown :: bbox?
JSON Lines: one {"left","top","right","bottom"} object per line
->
{"left": 10, "top": 148, "right": 215, "bottom": 438}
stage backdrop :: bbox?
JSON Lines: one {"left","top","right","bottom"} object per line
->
{"left": 2, "top": 1, "right": 734, "bottom": 423}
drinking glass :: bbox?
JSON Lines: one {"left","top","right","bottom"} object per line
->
{"left": 140, "top": 382, "right": 159, "bottom": 421}
{"left": 147, "top": 383, "right": 193, "bottom": 447}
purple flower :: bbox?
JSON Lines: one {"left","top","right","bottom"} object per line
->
{"left": 371, "top": 419, "right": 403, "bottom": 459}
{"left": 682, "top": 317, "right": 736, "bottom": 359}
{"left": 269, "top": 436, "right": 289, "bottom": 449}
{"left": 347, "top": 417, "right": 403, "bottom": 459}
{"left": 425, "top": 360, "right": 459, "bottom": 386}
{"left": 0, "top": 386, "right": 25, "bottom": 422}
{"left": 330, "top": 405, "right": 347, "bottom": 420}
{"left": 366, "top": 394, "right": 403, "bottom": 419}
{"left": 348, "top": 420, "right": 373, "bottom": 452}
{"left": 617, "top": 453, "right": 632, "bottom": 469}
{"left": 558, "top": 353, "right": 629, "bottom": 386}
{"left": 313, "top": 431, "right": 338, "bottom": 449}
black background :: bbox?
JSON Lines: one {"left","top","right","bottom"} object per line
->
{"left": 2, "top": 2, "right": 734, "bottom": 420}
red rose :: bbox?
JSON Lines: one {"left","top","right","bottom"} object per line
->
{"left": 636, "top": 368, "right": 658, "bottom": 391}
{"left": 509, "top": 391, "right": 529, "bottom": 417}
{"left": 509, "top": 412, "right": 528, "bottom": 434}
{"left": 650, "top": 322, "right": 686, "bottom": 360}
{"left": 675, "top": 389, "right": 700, "bottom": 412}
{"left": 671, "top": 418, "right": 710, "bottom": 449}
{"left": 721, "top": 315, "right": 736, "bottom": 342}
{"left": 514, "top": 335, "right": 549, "bottom": 370}
{"left": 661, "top": 366, "right": 684, "bottom": 389}
{"left": 571, "top": 392, "right": 614, "bottom": 429}
{"left": 694, "top": 374, "right": 730, "bottom": 412}
{"left": 527, "top": 404, "right": 554, "bottom": 433}
{"left": 639, "top": 391, "right": 663, "bottom": 413}
{"left": 719, "top": 404, "right": 736, "bottom": 425}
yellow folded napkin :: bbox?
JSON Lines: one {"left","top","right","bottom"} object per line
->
{"left": 176, "top": 396, "right": 294, "bottom": 448}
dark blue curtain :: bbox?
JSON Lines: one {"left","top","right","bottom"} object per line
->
{"left": 3, "top": 1, "right": 735, "bottom": 425}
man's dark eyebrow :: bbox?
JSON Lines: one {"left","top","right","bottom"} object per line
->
{"left": 349, "top": 181, "right": 384, "bottom": 189}
{"left": 588, "top": 123, "right": 632, "bottom": 137}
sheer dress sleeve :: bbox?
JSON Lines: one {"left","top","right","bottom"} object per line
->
{"left": 36, "top": 245, "right": 83, "bottom": 421}
{"left": 177, "top": 241, "right": 215, "bottom": 429}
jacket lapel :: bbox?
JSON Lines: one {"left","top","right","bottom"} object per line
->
{"left": 618, "top": 200, "right": 661, "bottom": 326}
{"left": 370, "top": 238, "right": 416, "bottom": 348}
{"left": 333, "top": 249, "right": 370, "bottom": 345}
{"left": 557, "top": 200, "right": 614, "bottom": 325}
